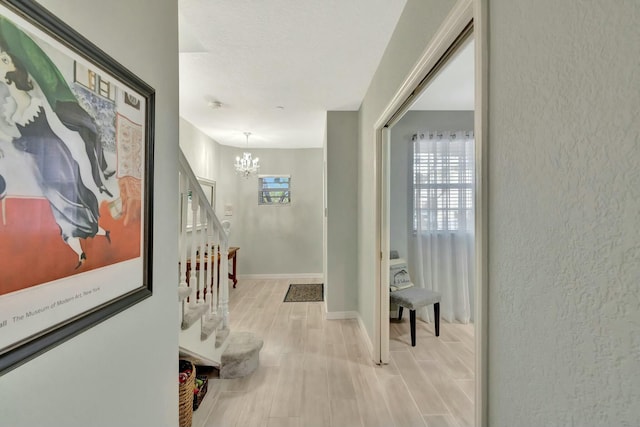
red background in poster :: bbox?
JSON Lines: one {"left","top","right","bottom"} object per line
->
{"left": 0, "top": 197, "right": 141, "bottom": 296}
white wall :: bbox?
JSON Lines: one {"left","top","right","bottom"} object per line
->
{"left": 325, "top": 111, "right": 359, "bottom": 313}
{"left": 0, "top": 1, "right": 179, "bottom": 426}
{"left": 487, "top": 1, "right": 640, "bottom": 425}
{"left": 180, "top": 117, "right": 221, "bottom": 198}
{"left": 323, "top": 117, "right": 329, "bottom": 298}
{"left": 217, "top": 145, "right": 324, "bottom": 276}
{"left": 357, "top": 0, "right": 457, "bottom": 344}
{"left": 179, "top": 121, "right": 323, "bottom": 276}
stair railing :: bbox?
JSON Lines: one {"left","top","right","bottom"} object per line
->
{"left": 178, "top": 149, "right": 229, "bottom": 333}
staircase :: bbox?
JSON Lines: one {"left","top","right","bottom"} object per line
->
{"left": 178, "top": 149, "right": 262, "bottom": 374}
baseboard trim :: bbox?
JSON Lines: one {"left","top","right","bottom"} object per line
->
{"left": 236, "top": 273, "right": 323, "bottom": 280}
{"left": 325, "top": 311, "right": 359, "bottom": 320}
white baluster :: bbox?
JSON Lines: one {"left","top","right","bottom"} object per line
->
{"left": 202, "top": 214, "right": 210, "bottom": 313}
{"left": 213, "top": 241, "right": 219, "bottom": 319}
{"left": 206, "top": 219, "right": 215, "bottom": 319}
{"left": 219, "top": 242, "right": 229, "bottom": 329}
{"left": 197, "top": 201, "right": 205, "bottom": 305}
{"left": 189, "top": 189, "right": 199, "bottom": 308}
{"left": 179, "top": 173, "right": 189, "bottom": 289}
{"left": 179, "top": 148, "right": 234, "bottom": 359}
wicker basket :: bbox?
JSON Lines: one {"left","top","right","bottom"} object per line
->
{"left": 178, "top": 360, "right": 195, "bottom": 427}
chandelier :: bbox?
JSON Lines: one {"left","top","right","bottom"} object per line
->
{"left": 234, "top": 132, "right": 260, "bottom": 177}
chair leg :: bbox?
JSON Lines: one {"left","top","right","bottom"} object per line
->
{"left": 434, "top": 302, "right": 440, "bottom": 337}
{"left": 410, "top": 310, "right": 416, "bottom": 347}
{"left": 398, "top": 306, "right": 403, "bottom": 321}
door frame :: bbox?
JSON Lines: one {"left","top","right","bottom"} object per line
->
{"left": 373, "top": 0, "right": 488, "bottom": 424}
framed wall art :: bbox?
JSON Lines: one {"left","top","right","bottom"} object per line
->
{"left": 0, "top": 0, "right": 155, "bottom": 374}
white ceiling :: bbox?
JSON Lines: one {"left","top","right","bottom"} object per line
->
{"left": 179, "top": 0, "right": 407, "bottom": 149}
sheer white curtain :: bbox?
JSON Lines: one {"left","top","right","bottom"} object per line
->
{"left": 409, "top": 131, "right": 474, "bottom": 323}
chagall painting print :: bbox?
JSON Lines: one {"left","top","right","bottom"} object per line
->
{"left": 0, "top": 0, "right": 154, "bottom": 374}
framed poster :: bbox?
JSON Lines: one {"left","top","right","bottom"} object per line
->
{"left": 198, "top": 177, "right": 216, "bottom": 211}
{"left": 0, "top": 0, "right": 155, "bottom": 374}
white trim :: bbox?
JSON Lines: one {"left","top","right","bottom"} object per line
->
{"left": 474, "top": 0, "right": 489, "bottom": 425}
{"left": 379, "top": 127, "right": 391, "bottom": 363}
{"left": 373, "top": 0, "right": 486, "bottom": 426}
{"left": 236, "top": 273, "right": 323, "bottom": 280}
{"left": 373, "top": 0, "right": 474, "bottom": 131}
{"left": 325, "top": 311, "right": 359, "bottom": 320}
{"left": 178, "top": 346, "right": 220, "bottom": 369}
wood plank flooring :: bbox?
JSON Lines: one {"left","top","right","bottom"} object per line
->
{"left": 192, "top": 278, "right": 475, "bottom": 427}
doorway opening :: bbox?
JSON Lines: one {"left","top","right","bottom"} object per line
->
{"left": 374, "top": 0, "right": 487, "bottom": 425}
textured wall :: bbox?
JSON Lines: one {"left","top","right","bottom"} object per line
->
{"left": 488, "top": 1, "right": 640, "bottom": 425}
{"left": 0, "top": 1, "right": 180, "bottom": 426}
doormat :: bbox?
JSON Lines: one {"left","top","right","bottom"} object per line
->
{"left": 284, "top": 283, "right": 324, "bottom": 302}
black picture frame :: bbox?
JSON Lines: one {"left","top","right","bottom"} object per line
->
{"left": 0, "top": 0, "right": 154, "bottom": 375}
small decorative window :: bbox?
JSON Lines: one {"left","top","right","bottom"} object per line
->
{"left": 258, "top": 175, "right": 291, "bottom": 205}
{"left": 74, "top": 62, "right": 116, "bottom": 101}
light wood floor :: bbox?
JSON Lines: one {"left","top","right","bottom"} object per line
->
{"left": 192, "top": 278, "right": 475, "bottom": 427}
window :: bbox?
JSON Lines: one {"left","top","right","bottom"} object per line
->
{"left": 74, "top": 62, "right": 116, "bottom": 101}
{"left": 258, "top": 175, "right": 291, "bottom": 205}
{"left": 413, "top": 131, "right": 474, "bottom": 232}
